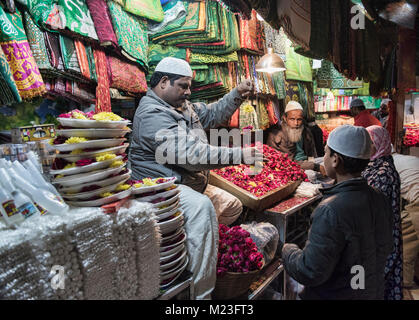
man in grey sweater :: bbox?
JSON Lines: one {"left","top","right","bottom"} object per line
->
{"left": 128, "top": 57, "right": 259, "bottom": 299}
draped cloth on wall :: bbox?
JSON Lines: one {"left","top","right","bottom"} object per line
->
{"left": 23, "top": 12, "right": 52, "bottom": 71}
{"left": 148, "top": 0, "right": 187, "bottom": 34}
{"left": 86, "top": 0, "right": 119, "bottom": 50}
{"left": 59, "top": 36, "right": 81, "bottom": 74}
{"left": 44, "top": 32, "right": 64, "bottom": 71}
{"left": 106, "top": 55, "right": 147, "bottom": 95}
{"left": 276, "top": 0, "right": 311, "bottom": 51}
{"left": 107, "top": 1, "right": 149, "bottom": 69}
{"left": 147, "top": 43, "right": 187, "bottom": 67}
{"left": 285, "top": 46, "right": 312, "bottom": 82}
{"left": 74, "top": 40, "right": 91, "bottom": 80}
{"left": 57, "top": 0, "right": 98, "bottom": 39}
{"left": 93, "top": 49, "right": 111, "bottom": 112}
{"left": 0, "top": 48, "right": 21, "bottom": 104}
{"left": 0, "top": 5, "right": 45, "bottom": 99}
{"left": 124, "top": 0, "right": 164, "bottom": 23}
{"left": 316, "top": 59, "right": 364, "bottom": 89}
{"left": 239, "top": 10, "right": 264, "bottom": 55}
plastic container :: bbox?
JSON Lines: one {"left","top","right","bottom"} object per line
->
{"left": 0, "top": 169, "right": 25, "bottom": 228}
{"left": 10, "top": 169, "right": 69, "bottom": 214}
{"left": 21, "top": 159, "right": 61, "bottom": 197}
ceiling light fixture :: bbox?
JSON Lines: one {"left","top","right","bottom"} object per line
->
{"left": 255, "top": 46, "right": 286, "bottom": 74}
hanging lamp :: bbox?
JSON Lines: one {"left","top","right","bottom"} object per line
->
{"left": 255, "top": 45, "right": 286, "bottom": 73}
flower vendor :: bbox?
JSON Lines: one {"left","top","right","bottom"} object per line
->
{"left": 128, "top": 57, "right": 261, "bottom": 299}
{"left": 266, "top": 101, "right": 325, "bottom": 173}
{"left": 281, "top": 125, "right": 393, "bottom": 299}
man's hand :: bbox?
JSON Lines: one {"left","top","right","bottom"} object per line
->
{"left": 242, "top": 146, "right": 263, "bottom": 165}
{"left": 237, "top": 79, "right": 254, "bottom": 98}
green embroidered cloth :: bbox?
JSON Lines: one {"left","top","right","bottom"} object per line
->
{"left": 23, "top": 11, "right": 52, "bottom": 70}
{"left": 15, "top": 0, "right": 54, "bottom": 29}
{"left": 108, "top": 1, "right": 149, "bottom": 69}
{"left": 0, "top": 48, "right": 21, "bottom": 104}
{"left": 57, "top": 0, "right": 98, "bottom": 39}
{"left": 148, "top": 0, "right": 186, "bottom": 34}
{"left": 124, "top": 0, "right": 164, "bottom": 23}
{"left": 59, "top": 35, "right": 81, "bottom": 74}
{"left": 189, "top": 51, "right": 238, "bottom": 65}
{"left": 85, "top": 45, "right": 97, "bottom": 82}
{"left": 316, "top": 59, "right": 363, "bottom": 89}
{"left": 147, "top": 43, "right": 187, "bottom": 67}
{"left": 285, "top": 46, "right": 312, "bottom": 82}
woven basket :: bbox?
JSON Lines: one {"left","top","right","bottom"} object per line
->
{"left": 212, "top": 265, "right": 263, "bottom": 300}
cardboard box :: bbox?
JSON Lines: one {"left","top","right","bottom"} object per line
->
{"left": 209, "top": 172, "right": 301, "bottom": 212}
{"left": 11, "top": 124, "right": 56, "bottom": 143}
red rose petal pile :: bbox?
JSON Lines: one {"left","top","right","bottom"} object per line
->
{"left": 212, "top": 143, "right": 308, "bottom": 197}
{"left": 322, "top": 128, "right": 330, "bottom": 145}
{"left": 217, "top": 224, "right": 263, "bottom": 276}
{"left": 403, "top": 125, "right": 419, "bottom": 147}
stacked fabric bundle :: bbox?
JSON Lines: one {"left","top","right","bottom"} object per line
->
{"left": 49, "top": 109, "right": 132, "bottom": 207}
{"left": 129, "top": 177, "right": 189, "bottom": 290}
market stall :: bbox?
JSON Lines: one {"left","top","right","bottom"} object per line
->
{"left": 0, "top": 0, "right": 417, "bottom": 301}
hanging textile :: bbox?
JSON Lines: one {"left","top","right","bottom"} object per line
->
{"left": 247, "top": 0, "right": 280, "bottom": 29}
{"left": 0, "top": 48, "right": 21, "bottom": 104}
{"left": 44, "top": 32, "right": 64, "bottom": 71}
{"left": 74, "top": 40, "right": 91, "bottom": 80}
{"left": 85, "top": 45, "right": 97, "bottom": 82}
{"left": 276, "top": 0, "right": 311, "bottom": 51}
{"left": 93, "top": 49, "right": 111, "bottom": 112}
{"left": 316, "top": 59, "right": 363, "bottom": 89}
{"left": 23, "top": 12, "right": 53, "bottom": 71}
{"left": 86, "top": 0, "right": 119, "bottom": 50}
{"left": 266, "top": 99, "right": 278, "bottom": 125}
{"left": 106, "top": 55, "right": 148, "bottom": 94}
{"left": 57, "top": 0, "right": 98, "bottom": 39}
{"left": 148, "top": 0, "right": 187, "bottom": 34}
{"left": 189, "top": 51, "right": 238, "bottom": 65}
{"left": 239, "top": 10, "right": 264, "bottom": 55}
{"left": 0, "top": 5, "right": 45, "bottom": 99}
{"left": 285, "top": 46, "right": 312, "bottom": 82}
{"left": 15, "top": 0, "right": 56, "bottom": 29}
{"left": 263, "top": 23, "right": 287, "bottom": 59}
{"left": 59, "top": 36, "right": 81, "bottom": 74}
{"left": 239, "top": 102, "right": 259, "bottom": 131}
{"left": 150, "top": 1, "right": 206, "bottom": 42}
{"left": 108, "top": 1, "right": 149, "bottom": 69}
{"left": 255, "top": 99, "right": 270, "bottom": 130}
{"left": 147, "top": 43, "right": 187, "bottom": 67}
{"left": 124, "top": 0, "right": 164, "bottom": 23}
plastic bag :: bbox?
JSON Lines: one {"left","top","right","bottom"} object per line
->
{"left": 240, "top": 222, "right": 279, "bottom": 265}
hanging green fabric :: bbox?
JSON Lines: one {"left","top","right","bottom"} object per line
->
{"left": 124, "top": 0, "right": 164, "bottom": 22}
{"left": 148, "top": 43, "right": 187, "bottom": 67}
{"left": 148, "top": 1, "right": 187, "bottom": 34}
{"left": 59, "top": 35, "right": 81, "bottom": 73}
{"left": 272, "top": 72, "right": 286, "bottom": 100}
{"left": 23, "top": 11, "right": 52, "bottom": 71}
{"left": 316, "top": 59, "right": 364, "bottom": 89}
{"left": 15, "top": 0, "right": 55, "bottom": 29}
{"left": 57, "top": 0, "right": 98, "bottom": 39}
{"left": 85, "top": 45, "right": 97, "bottom": 82}
{"left": 189, "top": 51, "right": 238, "bottom": 65}
{"left": 108, "top": 0, "right": 149, "bottom": 69}
{"left": 285, "top": 46, "right": 312, "bottom": 82}
{"left": 0, "top": 48, "right": 21, "bottom": 104}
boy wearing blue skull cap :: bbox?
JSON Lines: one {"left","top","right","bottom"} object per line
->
{"left": 281, "top": 125, "right": 394, "bottom": 299}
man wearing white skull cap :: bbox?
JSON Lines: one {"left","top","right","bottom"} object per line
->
{"left": 281, "top": 125, "right": 394, "bottom": 299}
{"left": 266, "top": 100, "right": 324, "bottom": 173}
{"left": 128, "top": 57, "right": 258, "bottom": 299}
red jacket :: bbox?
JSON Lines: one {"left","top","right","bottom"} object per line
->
{"left": 354, "top": 110, "right": 382, "bottom": 128}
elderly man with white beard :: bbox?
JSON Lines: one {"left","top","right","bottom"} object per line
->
{"left": 266, "top": 101, "right": 324, "bottom": 173}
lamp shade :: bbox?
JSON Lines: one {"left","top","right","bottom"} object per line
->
{"left": 255, "top": 47, "right": 286, "bottom": 73}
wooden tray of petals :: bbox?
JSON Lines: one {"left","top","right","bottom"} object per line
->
{"left": 209, "top": 172, "right": 301, "bottom": 212}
